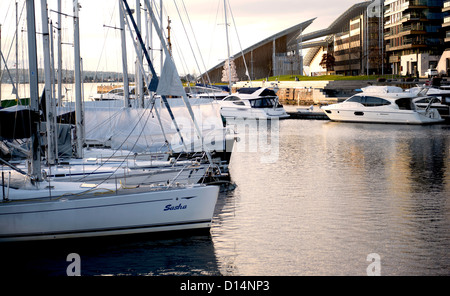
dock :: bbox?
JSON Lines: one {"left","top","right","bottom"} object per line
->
{"left": 287, "top": 110, "right": 328, "bottom": 120}
{"left": 284, "top": 106, "right": 328, "bottom": 120}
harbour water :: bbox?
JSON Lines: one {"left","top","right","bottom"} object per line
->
{"left": 0, "top": 82, "right": 121, "bottom": 103}
{"left": 1, "top": 119, "right": 449, "bottom": 276}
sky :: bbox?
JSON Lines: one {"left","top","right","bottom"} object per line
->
{"left": 0, "top": 0, "right": 369, "bottom": 76}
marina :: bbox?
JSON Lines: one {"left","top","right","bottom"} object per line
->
{"left": 2, "top": 119, "right": 449, "bottom": 276}
{"left": 0, "top": 0, "right": 449, "bottom": 279}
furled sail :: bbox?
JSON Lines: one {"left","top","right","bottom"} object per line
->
{"left": 156, "top": 56, "right": 186, "bottom": 97}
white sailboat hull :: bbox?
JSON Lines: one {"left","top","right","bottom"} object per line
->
{"left": 0, "top": 185, "right": 219, "bottom": 242}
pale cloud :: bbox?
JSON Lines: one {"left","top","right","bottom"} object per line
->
{"left": 1, "top": 0, "right": 366, "bottom": 74}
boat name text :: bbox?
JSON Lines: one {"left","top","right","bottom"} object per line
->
{"left": 164, "top": 203, "right": 187, "bottom": 211}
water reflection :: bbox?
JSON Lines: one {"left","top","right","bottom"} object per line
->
{"left": 1, "top": 120, "right": 448, "bottom": 276}
{"left": 0, "top": 232, "right": 220, "bottom": 276}
{"left": 211, "top": 120, "right": 450, "bottom": 275}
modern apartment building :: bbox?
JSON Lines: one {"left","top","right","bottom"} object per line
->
{"left": 333, "top": 0, "right": 384, "bottom": 76}
{"left": 444, "top": 0, "right": 450, "bottom": 47}
{"left": 203, "top": 0, "right": 450, "bottom": 81}
{"left": 384, "top": 0, "right": 445, "bottom": 77}
{"left": 435, "top": 0, "right": 450, "bottom": 75}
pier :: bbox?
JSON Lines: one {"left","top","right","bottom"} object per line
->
{"left": 284, "top": 105, "right": 328, "bottom": 120}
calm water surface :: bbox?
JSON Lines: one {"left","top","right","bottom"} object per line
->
{"left": 1, "top": 119, "right": 449, "bottom": 276}
{"left": 213, "top": 120, "right": 449, "bottom": 276}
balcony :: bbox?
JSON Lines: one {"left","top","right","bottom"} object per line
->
{"left": 407, "top": 0, "right": 428, "bottom": 7}
{"left": 445, "top": 31, "right": 450, "bottom": 42}
{"left": 402, "top": 13, "right": 427, "bottom": 22}
{"left": 386, "top": 38, "right": 428, "bottom": 51}
{"left": 385, "top": 24, "right": 427, "bottom": 40}
{"left": 408, "top": 0, "right": 442, "bottom": 8}
{"left": 444, "top": 16, "right": 450, "bottom": 27}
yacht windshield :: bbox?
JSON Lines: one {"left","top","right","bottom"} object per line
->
{"left": 395, "top": 98, "right": 415, "bottom": 110}
{"left": 249, "top": 97, "right": 278, "bottom": 108}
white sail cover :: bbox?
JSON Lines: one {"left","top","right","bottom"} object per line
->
{"left": 156, "top": 56, "right": 185, "bottom": 97}
{"left": 76, "top": 99, "right": 226, "bottom": 154}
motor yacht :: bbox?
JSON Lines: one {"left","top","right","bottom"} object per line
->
{"left": 186, "top": 85, "right": 229, "bottom": 100}
{"left": 408, "top": 86, "right": 450, "bottom": 116}
{"left": 91, "top": 86, "right": 151, "bottom": 101}
{"left": 218, "top": 87, "right": 289, "bottom": 120}
{"left": 321, "top": 86, "right": 444, "bottom": 124}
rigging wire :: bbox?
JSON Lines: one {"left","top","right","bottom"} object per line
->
{"left": 89, "top": 1, "right": 118, "bottom": 97}
{"left": 177, "top": 0, "right": 213, "bottom": 86}
{"left": 226, "top": 0, "right": 251, "bottom": 83}
{"left": 206, "top": 0, "right": 221, "bottom": 73}
{"left": 172, "top": 0, "right": 205, "bottom": 86}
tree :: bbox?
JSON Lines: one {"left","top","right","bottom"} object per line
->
{"left": 222, "top": 59, "right": 239, "bottom": 83}
{"left": 319, "top": 53, "right": 335, "bottom": 75}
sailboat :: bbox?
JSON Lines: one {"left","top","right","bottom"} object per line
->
{"left": 0, "top": 0, "right": 219, "bottom": 243}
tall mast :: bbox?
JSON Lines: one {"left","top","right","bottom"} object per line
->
{"left": 25, "top": 0, "right": 42, "bottom": 180}
{"left": 119, "top": 0, "right": 130, "bottom": 107}
{"left": 1, "top": 23, "right": 2, "bottom": 104}
{"left": 40, "top": 0, "right": 57, "bottom": 165}
{"left": 15, "top": 1, "right": 19, "bottom": 101}
{"left": 224, "top": 0, "right": 231, "bottom": 94}
{"left": 57, "top": 0, "right": 62, "bottom": 107}
{"left": 50, "top": 20, "right": 56, "bottom": 101}
{"left": 136, "top": 0, "right": 144, "bottom": 108}
{"left": 73, "top": 0, "right": 84, "bottom": 158}
{"left": 160, "top": 0, "right": 163, "bottom": 73}
{"left": 167, "top": 16, "right": 172, "bottom": 56}
{"left": 49, "top": 19, "right": 59, "bottom": 159}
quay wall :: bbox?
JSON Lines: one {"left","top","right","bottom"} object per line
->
{"left": 232, "top": 80, "right": 374, "bottom": 106}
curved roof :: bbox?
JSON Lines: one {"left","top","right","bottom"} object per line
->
{"left": 299, "top": 1, "right": 371, "bottom": 43}
{"left": 295, "top": 1, "right": 373, "bottom": 66}
{"left": 203, "top": 18, "right": 315, "bottom": 75}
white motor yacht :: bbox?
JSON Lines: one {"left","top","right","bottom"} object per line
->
{"left": 91, "top": 86, "right": 131, "bottom": 101}
{"left": 321, "top": 86, "right": 444, "bottom": 124}
{"left": 408, "top": 86, "right": 450, "bottom": 116}
{"left": 91, "top": 86, "right": 151, "bottom": 101}
{"left": 218, "top": 87, "right": 289, "bottom": 120}
{"left": 186, "top": 85, "right": 229, "bottom": 100}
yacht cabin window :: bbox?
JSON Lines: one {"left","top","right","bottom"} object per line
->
{"left": 395, "top": 98, "right": 415, "bottom": 110}
{"left": 363, "top": 96, "right": 391, "bottom": 107}
{"left": 224, "top": 96, "right": 241, "bottom": 101}
{"left": 110, "top": 88, "right": 123, "bottom": 94}
{"left": 415, "top": 97, "right": 441, "bottom": 104}
{"left": 346, "top": 95, "right": 391, "bottom": 107}
{"left": 249, "top": 97, "right": 277, "bottom": 108}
